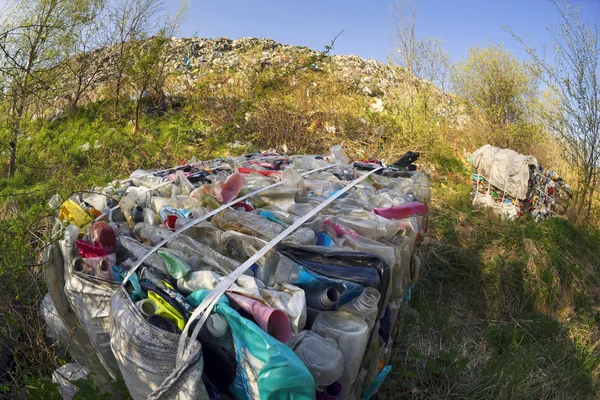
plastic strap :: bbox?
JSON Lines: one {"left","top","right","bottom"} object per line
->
{"left": 176, "top": 166, "right": 383, "bottom": 363}
{"left": 121, "top": 164, "right": 335, "bottom": 285}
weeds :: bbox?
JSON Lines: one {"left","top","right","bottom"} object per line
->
{"left": 380, "top": 168, "right": 600, "bottom": 399}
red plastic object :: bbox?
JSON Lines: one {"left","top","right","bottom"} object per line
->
{"left": 76, "top": 240, "right": 107, "bottom": 258}
{"left": 372, "top": 202, "right": 429, "bottom": 219}
{"left": 232, "top": 201, "right": 255, "bottom": 212}
{"left": 163, "top": 215, "right": 178, "bottom": 230}
{"left": 89, "top": 222, "right": 116, "bottom": 254}
{"left": 237, "top": 168, "right": 280, "bottom": 176}
{"left": 220, "top": 172, "right": 245, "bottom": 204}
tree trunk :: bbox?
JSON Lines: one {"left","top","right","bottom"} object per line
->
{"left": 8, "top": 104, "right": 23, "bottom": 178}
{"left": 134, "top": 92, "right": 142, "bottom": 132}
{"left": 115, "top": 70, "right": 122, "bottom": 113}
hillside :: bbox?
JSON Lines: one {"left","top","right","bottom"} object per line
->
{"left": 0, "top": 37, "right": 598, "bottom": 399}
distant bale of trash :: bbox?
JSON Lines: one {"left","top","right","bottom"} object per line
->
{"left": 468, "top": 144, "right": 571, "bottom": 221}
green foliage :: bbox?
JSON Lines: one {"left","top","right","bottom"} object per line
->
{"left": 380, "top": 172, "right": 600, "bottom": 399}
{"left": 452, "top": 44, "right": 540, "bottom": 151}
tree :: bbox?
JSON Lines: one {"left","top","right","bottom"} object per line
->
{"left": 128, "top": 34, "right": 168, "bottom": 131}
{"left": 389, "top": 0, "right": 450, "bottom": 91}
{"left": 451, "top": 44, "right": 539, "bottom": 149}
{"left": 107, "top": 0, "right": 163, "bottom": 113}
{"left": 0, "top": 0, "right": 98, "bottom": 177}
{"left": 508, "top": 1, "right": 599, "bottom": 223}
{"left": 59, "top": 2, "right": 109, "bottom": 111}
{"left": 127, "top": 1, "right": 187, "bottom": 131}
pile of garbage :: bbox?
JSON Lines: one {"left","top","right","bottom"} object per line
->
{"left": 468, "top": 144, "right": 571, "bottom": 221}
{"left": 41, "top": 146, "right": 429, "bottom": 400}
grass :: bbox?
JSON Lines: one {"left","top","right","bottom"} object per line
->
{"left": 380, "top": 167, "right": 600, "bottom": 399}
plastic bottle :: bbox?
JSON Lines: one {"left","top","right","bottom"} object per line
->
{"left": 303, "top": 180, "right": 344, "bottom": 198}
{"left": 116, "top": 236, "right": 168, "bottom": 275}
{"left": 200, "top": 314, "right": 237, "bottom": 393}
{"left": 312, "top": 311, "right": 370, "bottom": 398}
{"left": 118, "top": 191, "right": 139, "bottom": 228}
{"left": 339, "top": 287, "right": 381, "bottom": 331}
{"left": 331, "top": 145, "right": 350, "bottom": 165}
{"left": 174, "top": 220, "right": 223, "bottom": 250}
{"left": 287, "top": 331, "right": 344, "bottom": 387}
{"left": 168, "top": 234, "right": 240, "bottom": 274}
{"left": 333, "top": 211, "right": 401, "bottom": 240}
{"left": 214, "top": 172, "right": 245, "bottom": 204}
{"left": 288, "top": 203, "right": 315, "bottom": 217}
{"left": 305, "top": 287, "right": 340, "bottom": 311}
{"left": 129, "top": 205, "right": 144, "bottom": 223}
{"left": 212, "top": 208, "right": 316, "bottom": 245}
{"left": 207, "top": 313, "right": 229, "bottom": 338}
{"left": 72, "top": 256, "right": 93, "bottom": 275}
{"left": 158, "top": 250, "right": 191, "bottom": 280}
{"left": 133, "top": 222, "right": 172, "bottom": 246}
{"left": 343, "top": 234, "right": 396, "bottom": 268}
{"left": 316, "top": 382, "right": 343, "bottom": 400}
{"left": 292, "top": 156, "right": 329, "bottom": 171}
{"left": 243, "top": 242, "right": 300, "bottom": 285}
{"left": 88, "top": 222, "right": 117, "bottom": 254}
{"left": 136, "top": 298, "right": 158, "bottom": 318}
{"left": 143, "top": 208, "right": 159, "bottom": 226}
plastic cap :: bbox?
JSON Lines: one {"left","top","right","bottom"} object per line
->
{"left": 207, "top": 314, "right": 228, "bottom": 337}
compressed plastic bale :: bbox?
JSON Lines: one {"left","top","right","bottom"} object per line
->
{"left": 52, "top": 363, "right": 88, "bottom": 400}
{"left": 110, "top": 287, "right": 209, "bottom": 400}
{"left": 470, "top": 145, "right": 538, "bottom": 200}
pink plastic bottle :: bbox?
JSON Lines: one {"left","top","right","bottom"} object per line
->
{"left": 372, "top": 202, "right": 429, "bottom": 219}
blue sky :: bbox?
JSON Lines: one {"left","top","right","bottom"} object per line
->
{"left": 169, "top": 0, "right": 600, "bottom": 63}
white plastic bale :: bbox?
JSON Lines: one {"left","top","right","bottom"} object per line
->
{"left": 470, "top": 145, "right": 538, "bottom": 200}
{"left": 40, "top": 293, "right": 96, "bottom": 367}
{"left": 63, "top": 270, "right": 122, "bottom": 380}
{"left": 46, "top": 224, "right": 118, "bottom": 394}
{"left": 58, "top": 224, "right": 121, "bottom": 380}
{"left": 110, "top": 287, "right": 209, "bottom": 400}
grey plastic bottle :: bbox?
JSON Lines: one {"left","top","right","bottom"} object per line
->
{"left": 339, "top": 287, "right": 381, "bottom": 331}
{"left": 312, "top": 311, "right": 369, "bottom": 398}
{"left": 287, "top": 331, "right": 344, "bottom": 387}
{"left": 305, "top": 287, "right": 340, "bottom": 311}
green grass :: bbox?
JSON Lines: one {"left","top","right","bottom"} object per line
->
{"left": 380, "top": 168, "right": 600, "bottom": 399}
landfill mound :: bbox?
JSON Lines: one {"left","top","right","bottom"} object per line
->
{"left": 42, "top": 147, "right": 430, "bottom": 399}
{"left": 469, "top": 144, "right": 571, "bottom": 220}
